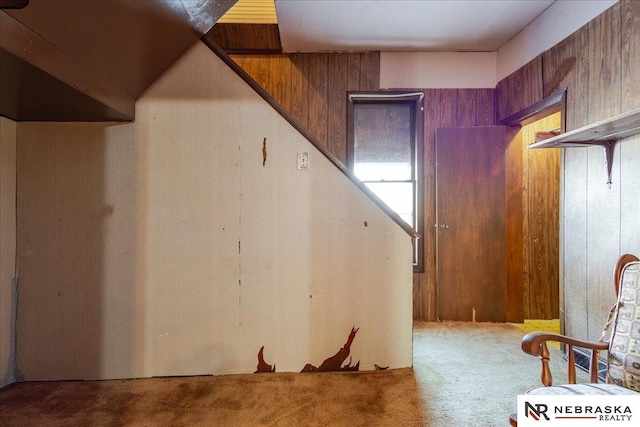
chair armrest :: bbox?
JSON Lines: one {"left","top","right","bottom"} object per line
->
{"left": 522, "top": 332, "right": 609, "bottom": 356}
{"left": 521, "top": 331, "right": 609, "bottom": 386}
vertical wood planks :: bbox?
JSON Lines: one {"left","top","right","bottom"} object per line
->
{"left": 507, "top": 67, "right": 525, "bottom": 118}
{"left": 308, "top": 53, "right": 329, "bottom": 149}
{"left": 568, "top": 26, "right": 590, "bottom": 130}
{"left": 505, "top": 127, "right": 525, "bottom": 322}
{"left": 523, "top": 55, "right": 544, "bottom": 109}
{"left": 271, "top": 56, "right": 292, "bottom": 113}
{"left": 496, "top": 58, "right": 543, "bottom": 122}
{"left": 476, "top": 89, "right": 495, "bottom": 126}
{"left": 247, "top": 55, "right": 271, "bottom": 92}
{"left": 440, "top": 90, "right": 458, "bottom": 128}
{"left": 523, "top": 114, "right": 561, "bottom": 319}
{"left": 359, "top": 52, "right": 380, "bottom": 91}
{"left": 418, "top": 89, "right": 442, "bottom": 320}
{"left": 290, "top": 53, "right": 309, "bottom": 129}
{"left": 588, "top": 1, "right": 621, "bottom": 123}
{"left": 622, "top": 0, "right": 640, "bottom": 112}
{"left": 456, "top": 89, "right": 476, "bottom": 127}
{"left": 542, "top": 38, "right": 559, "bottom": 98}
{"left": 495, "top": 78, "right": 510, "bottom": 123}
{"left": 328, "top": 53, "right": 348, "bottom": 163}
{"left": 347, "top": 53, "right": 361, "bottom": 92}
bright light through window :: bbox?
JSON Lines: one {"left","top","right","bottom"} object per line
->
{"left": 354, "top": 163, "right": 414, "bottom": 226}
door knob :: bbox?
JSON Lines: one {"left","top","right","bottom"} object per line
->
{"left": 440, "top": 223, "right": 450, "bottom": 229}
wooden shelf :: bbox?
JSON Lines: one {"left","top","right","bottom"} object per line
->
{"left": 529, "top": 108, "right": 640, "bottom": 148}
{"left": 529, "top": 108, "right": 640, "bottom": 186}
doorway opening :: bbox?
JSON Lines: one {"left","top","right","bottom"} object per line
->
{"left": 501, "top": 89, "right": 566, "bottom": 329}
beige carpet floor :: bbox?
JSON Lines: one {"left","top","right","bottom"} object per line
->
{"left": 0, "top": 321, "right": 583, "bottom": 426}
{"left": 413, "top": 321, "right": 584, "bottom": 427}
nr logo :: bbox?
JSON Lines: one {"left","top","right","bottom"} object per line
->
{"left": 525, "top": 402, "right": 550, "bottom": 421}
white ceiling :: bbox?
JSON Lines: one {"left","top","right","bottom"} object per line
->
{"left": 275, "top": 0, "right": 556, "bottom": 52}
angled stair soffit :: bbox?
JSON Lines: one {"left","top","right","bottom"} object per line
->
{"left": 0, "top": 0, "right": 238, "bottom": 121}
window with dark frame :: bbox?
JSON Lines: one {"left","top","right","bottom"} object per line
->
{"left": 347, "top": 92, "right": 424, "bottom": 272}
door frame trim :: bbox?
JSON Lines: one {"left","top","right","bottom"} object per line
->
{"left": 498, "top": 89, "right": 567, "bottom": 130}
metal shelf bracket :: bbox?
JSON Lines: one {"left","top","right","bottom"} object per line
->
{"left": 601, "top": 141, "right": 615, "bottom": 188}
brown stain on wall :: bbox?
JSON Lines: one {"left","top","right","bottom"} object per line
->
{"left": 255, "top": 327, "right": 362, "bottom": 374}
{"left": 255, "top": 346, "right": 276, "bottom": 373}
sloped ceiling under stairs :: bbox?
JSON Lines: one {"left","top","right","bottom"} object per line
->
{"left": 0, "top": 0, "right": 237, "bottom": 121}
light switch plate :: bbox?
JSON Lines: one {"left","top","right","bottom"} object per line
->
{"left": 297, "top": 152, "right": 309, "bottom": 170}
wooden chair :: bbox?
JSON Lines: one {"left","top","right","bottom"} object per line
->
{"left": 509, "top": 254, "right": 640, "bottom": 426}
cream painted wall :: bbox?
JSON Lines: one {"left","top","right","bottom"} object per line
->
{"left": 0, "top": 116, "right": 17, "bottom": 387}
{"left": 16, "top": 122, "right": 139, "bottom": 380}
{"left": 15, "top": 42, "right": 413, "bottom": 381}
{"left": 379, "top": 52, "right": 497, "bottom": 89}
{"left": 379, "top": 0, "right": 617, "bottom": 89}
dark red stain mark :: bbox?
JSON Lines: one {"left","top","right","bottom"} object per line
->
{"left": 254, "top": 346, "right": 276, "bottom": 373}
{"left": 364, "top": 221, "right": 368, "bottom": 227}
{"left": 262, "top": 138, "right": 267, "bottom": 167}
{"left": 301, "top": 327, "right": 360, "bottom": 373}
{"left": 254, "top": 327, "right": 372, "bottom": 374}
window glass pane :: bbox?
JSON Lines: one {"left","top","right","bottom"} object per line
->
{"left": 364, "top": 182, "right": 414, "bottom": 226}
{"left": 348, "top": 94, "right": 424, "bottom": 270}
{"left": 353, "top": 104, "right": 411, "bottom": 181}
{"left": 353, "top": 162, "right": 411, "bottom": 181}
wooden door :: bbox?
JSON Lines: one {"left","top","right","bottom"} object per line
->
{"left": 436, "top": 126, "right": 506, "bottom": 321}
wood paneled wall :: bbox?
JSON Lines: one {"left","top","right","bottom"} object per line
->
{"left": 521, "top": 114, "right": 561, "bottom": 320}
{"left": 498, "top": 1, "right": 639, "bottom": 128}
{"left": 230, "top": 52, "right": 380, "bottom": 166}
{"left": 413, "top": 89, "right": 496, "bottom": 320}
{"left": 505, "top": 113, "right": 562, "bottom": 323}
{"left": 496, "top": 0, "right": 640, "bottom": 337}
{"left": 496, "top": 55, "right": 544, "bottom": 122}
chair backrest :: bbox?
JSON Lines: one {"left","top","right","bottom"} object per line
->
{"left": 607, "top": 256, "right": 640, "bottom": 391}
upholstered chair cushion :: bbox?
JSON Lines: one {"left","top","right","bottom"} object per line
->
{"left": 607, "top": 261, "right": 640, "bottom": 391}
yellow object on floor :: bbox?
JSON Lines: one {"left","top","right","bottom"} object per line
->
{"left": 510, "top": 319, "right": 561, "bottom": 349}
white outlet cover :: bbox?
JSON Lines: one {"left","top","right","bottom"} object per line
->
{"left": 297, "top": 152, "right": 309, "bottom": 170}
